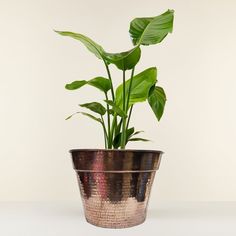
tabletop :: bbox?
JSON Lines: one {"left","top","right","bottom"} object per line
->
{"left": 0, "top": 202, "right": 235, "bottom": 236}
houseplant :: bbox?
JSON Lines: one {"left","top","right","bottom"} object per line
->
{"left": 55, "top": 9, "right": 174, "bottom": 228}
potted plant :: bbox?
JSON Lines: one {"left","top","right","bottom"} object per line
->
{"left": 55, "top": 9, "right": 174, "bottom": 228}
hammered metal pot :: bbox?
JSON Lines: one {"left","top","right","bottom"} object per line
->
{"left": 70, "top": 149, "right": 163, "bottom": 228}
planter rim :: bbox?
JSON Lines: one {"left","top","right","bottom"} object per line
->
{"left": 69, "top": 148, "right": 164, "bottom": 154}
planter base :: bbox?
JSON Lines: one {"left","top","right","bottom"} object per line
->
{"left": 81, "top": 173, "right": 153, "bottom": 228}
{"left": 85, "top": 198, "right": 146, "bottom": 228}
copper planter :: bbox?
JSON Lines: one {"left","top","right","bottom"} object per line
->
{"left": 70, "top": 149, "right": 163, "bottom": 228}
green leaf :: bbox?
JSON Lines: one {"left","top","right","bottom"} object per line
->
{"left": 104, "top": 100, "right": 127, "bottom": 118}
{"left": 65, "top": 112, "right": 79, "bottom": 120}
{"left": 104, "top": 47, "right": 141, "bottom": 71}
{"left": 65, "top": 77, "right": 111, "bottom": 93}
{"left": 128, "top": 137, "right": 150, "bottom": 142}
{"left": 148, "top": 86, "right": 166, "bottom": 121}
{"left": 55, "top": 31, "right": 106, "bottom": 60}
{"left": 55, "top": 31, "right": 141, "bottom": 71}
{"left": 116, "top": 67, "right": 157, "bottom": 108}
{"left": 131, "top": 130, "right": 144, "bottom": 136}
{"left": 65, "top": 80, "right": 87, "bottom": 90}
{"left": 65, "top": 115, "right": 73, "bottom": 120}
{"left": 129, "top": 9, "right": 174, "bottom": 46}
{"left": 108, "top": 109, "right": 115, "bottom": 115}
{"left": 126, "top": 127, "right": 135, "bottom": 139}
{"left": 88, "top": 77, "right": 111, "bottom": 93}
{"left": 79, "top": 102, "right": 106, "bottom": 115}
{"left": 113, "top": 127, "right": 135, "bottom": 148}
{"left": 65, "top": 111, "right": 102, "bottom": 123}
{"left": 55, "top": 31, "right": 142, "bottom": 71}
{"left": 115, "top": 118, "right": 122, "bottom": 137}
{"left": 80, "top": 112, "right": 102, "bottom": 123}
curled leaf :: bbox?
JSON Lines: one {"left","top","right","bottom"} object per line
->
{"left": 148, "top": 86, "right": 166, "bottom": 121}
{"left": 55, "top": 31, "right": 105, "bottom": 59}
{"left": 105, "top": 47, "right": 141, "bottom": 70}
{"left": 129, "top": 9, "right": 174, "bottom": 46}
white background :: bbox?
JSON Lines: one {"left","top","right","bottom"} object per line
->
{"left": 1, "top": 0, "right": 236, "bottom": 204}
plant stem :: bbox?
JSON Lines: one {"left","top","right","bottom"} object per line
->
{"left": 121, "top": 69, "right": 126, "bottom": 149}
{"left": 105, "top": 92, "right": 111, "bottom": 148}
{"left": 104, "top": 62, "right": 114, "bottom": 149}
{"left": 104, "top": 62, "right": 115, "bottom": 101}
{"left": 103, "top": 130, "right": 107, "bottom": 149}
{"left": 126, "top": 67, "right": 135, "bottom": 110}
{"left": 125, "top": 68, "right": 135, "bottom": 130}
{"left": 101, "top": 115, "right": 108, "bottom": 148}
{"left": 126, "top": 105, "right": 133, "bottom": 130}
{"left": 110, "top": 113, "right": 117, "bottom": 147}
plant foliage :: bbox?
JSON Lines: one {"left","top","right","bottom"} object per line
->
{"left": 55, "top": 9, "right": 174, "bottom": 149}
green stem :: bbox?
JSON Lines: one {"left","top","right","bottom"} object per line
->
{"left": 105, "top": 92, "right": 111, "bottom": 148}
{"left": 110, "top": 113, "right": 117, "bottom": 147}
{"left": 104, "top": 62, "right": 115, "bottom": 101}
{"left": 101, "top": 115, "right": 108, "bottom": 148}
{"left": 104, "top": 61, "right": 115, "bottom": 149}
{"left": 125, "top": 68, "right": 135, "bottom": 130}
{"left": 126, "top": 105, "right": 133, "bottom": 130}
{"left": 121, "top": 69, "right": 126, "bottom": 149}
{"left": 126, "top": 67, "right": 135, "bottom": 110}
{"left": 103, "top": 130, "right": 107, "bottom": 149}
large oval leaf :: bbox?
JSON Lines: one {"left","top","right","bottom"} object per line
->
{"left": 148, "top": 86, "right": 166, "bottom": 121}
{"left": 55, "top": 31, "right": 106, "bottom": 60}
{"left": 88, "top": 77, "right": 111, "bottom": 93}
{"left": 129, "top": 9, "right": 174, "bottom": 46}
{"left": 104, "top": 47, "right": 141, "bottom": 71}
{"left": 55, "top": 31, "right": 142, "bottom": 71}
{"left": 116, "top": 67, "right": 157, "bottom": 108}
{"left": 79, "top": 102, "right": 106, "bottom": 115}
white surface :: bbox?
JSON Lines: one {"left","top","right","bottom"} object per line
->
{"left": 1, "top": 0, "right": 236, "bottom": 202}
{"left": 0, "top": 202, "right": 235, "bottom": 236}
